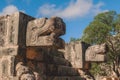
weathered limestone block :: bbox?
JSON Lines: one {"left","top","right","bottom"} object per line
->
{"left": 51, "top": 56, "right": 70, "bottom": 66}
{"left": 16, "top": 61, "right": 46, "bottom": 80}
{"left": 77, "top": 69, "right": 94, "bottom": 80}
{"left": 29, "top": 36, "right": 65, "bottom": 48}
{"left": 26, "top": 36, "right": 65, "bottom": 49}
{"left": 26, "top": 17, "right": 66, "bottom": 48}
{"left": 57, "top": 65, "right": 79, "bottom": 76}
{"left": 27, "top": 62, "right": 47, "bottom": 80}
{"left": 0, "top": 55, "right": 15, "bottom": 77}
{"left": 0, "top": 12, "right": 34, "bottom": 57}
{"left": 0, "top": 12, "right": 34, "bottom": 47}
{"left": 26, "top": 61, "right": 46, "bottom": 75}
{"left": 26, "top": 47, "right": 70, "bottom": 66}
{"left": 46, "top": 64, "right": 79, "bottom": 76}
{"left": 47, "top": 76, "right": 83, "bottom": 80}
{"left": 102, "top": 77, "right": 119, "bottom": 80}
{"left": 20, "top": 73, "right": 35, "bottom": 80}
{"left": 26, "top": 47, "right": 58, "bottom": 61}
{"left": 65, "top": 41, "right": 90, "bottom": 69}
{"left": 54, "top": 38, "right": 65, "bottom": 49}
{"left": 33, "top": 72, "right": 41, "bottom": 80}
{"left": 0, "top": 16, "right": 7, "bottom": 47}
{"left": 16, "top": 62, "right": 30, "bottom": 77}
{"left": 26, "top": 16, "right": 65, "bottom": 40}
{"left": 0, "top": 77, "right": 19, "bottom": 80}
{"left": 0, "top": 12, "right": 83, "bottom": 80}
{"left": 0, "top": 46, "right": 18, "bottom": 56}
{"left": 85, "top": 43, "right": 107, "bottom": 62}
{"left": 36, "top": 63, "right": 46, "bottom": 75}
{"left": 16, "top": 62, "right": 37, "bottom": 80}
{"left": 27, "top": 61, "right": 79, "bottom": 76}
{"left": 26, "top": 47, "right": 44, "bottom": 61}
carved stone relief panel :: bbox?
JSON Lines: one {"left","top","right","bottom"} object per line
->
{"left": 0, "top": 56, "right": 15, "bottom": 77}
{"left": 26, "top": 17, "right": 66, "bottom": 47}
{"left": 85, "top": 43, "right": 107, "bottom": 62}
{"left": 65, "top": 42, "right": 89, "bottom": 69}
{"left": 0, "top": 46, "right": 18, "bottom": 56}
{"left": 7, "top": 12, "right": 34, "bottom": 46}
{"left": 7, "top": 13, "right": 19, "bottom": 45}
{"left": 0, "top": 21, "right": 6, "bottom": 46}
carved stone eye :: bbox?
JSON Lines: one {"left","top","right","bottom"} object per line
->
{"left": 31, "top": 26, "right": 37, "bottom": 31}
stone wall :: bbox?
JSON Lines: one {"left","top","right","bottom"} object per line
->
{"left": 0, "top": 12, "right": 83, "bottom": 80}
{"left": 65, "top": 42, "right": 107, "bottom": 68}
{"left": 0, "top": 12, "right": 112, "bottom": 80}
{"left": 0, "top": 12, "right": 35, "bottom": 79}
{"left": 65, "top": 41, "right": 90, "bottom": 69}
{"left": 65, "top": 41, "right": 107, "bottom": 80}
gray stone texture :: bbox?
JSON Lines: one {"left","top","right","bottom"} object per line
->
{"left": 0, "top": 55, "right": 15, "bottom": 77}
{"left": 0, "top": 12, "right": 35, "bottom": 79}
{"left": 0, "top": 12, "right": 34, "bottom": 47}
{"left": 0, "top": 12, "right": 34, "bottom": 56}
{"left": 0, "top": 12, "right": 108, "bottom": 80}
{"left": 85, "top": 43, "right": 107, "bottom": 62}
{"left": 26, "top": 17, "right": 66, "bottom": 49}
{"left": 65, "top": 41, "right": 90, "bottom": 69}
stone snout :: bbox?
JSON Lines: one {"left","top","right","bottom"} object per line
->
{"left": 26, "top": 16, "right": 66, "bottom": 49}
{"left": 85, "top": 43, "right": 107, "bottom": 62}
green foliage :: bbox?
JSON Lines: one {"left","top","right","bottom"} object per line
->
{"left": 70, "top": 37, "right": 81, "bottom": 42}
{"left": 82, "top": 11, "right": 118, "bottom": 44}
{"left": 106, "top": 33, "right": 120, "bottom": 63}
{"left": 82, "top": 21, "right": 111, "bottom": 44}
{"left": 90, "top": 63, "right": 101, "bottom": 76}
{"left": 82, "top": 11, "right": 120, "bottom": 77}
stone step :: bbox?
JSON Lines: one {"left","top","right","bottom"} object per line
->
{"left": 46, "top": 64, "right": 79, "bottom": 76}
{"left": 45, "top": 56, "right": 71, "bottom": 66}
{"left": 27, "top": 54, "right": 70, "bottom": 66}
{"left": 27, "top": 62, "right": 79, "bottom": 76}
{"left": 26, "top": 47, "right": 70, "bottom": 66}
{"left": 46, "top": 76, "right": 84, "bottom": 80}
{"left": 26, "top": 47, "right": 65, "bottom": 61}
{"left": 52, "top": 52, "right": 64, "bottom": 58}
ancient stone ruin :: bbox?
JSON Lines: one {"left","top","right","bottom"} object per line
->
{"left": 0, "top": 12, "right": 108, "bottom": 80}
{"left": 65, "top": 41, "right": 107, "bottom": 79}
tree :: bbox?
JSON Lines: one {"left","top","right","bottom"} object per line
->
{"left": 82, "top": 11, "right": 120, "bottom": 77}
{"left": 70, "top": 37, "right": 81, "bottom": 42}
{"left": 82, "top": 11, "right": 117, "bottom": 44}
{"left": 107, "top": 33, "right": 120, "bottom": 77}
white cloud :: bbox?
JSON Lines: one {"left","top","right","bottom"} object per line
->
{"left": 37, "top": 0, "right": 106, "bottom": 19}
{"left": 92, "top": 2, "right": 105, "bottom": 15}
{"left": 0, "top": 5, "right": 19, "bottom": 16}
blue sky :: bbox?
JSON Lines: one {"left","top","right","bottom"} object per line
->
{"left": 0, "top": 0, "right": 120, "bottom": 42}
